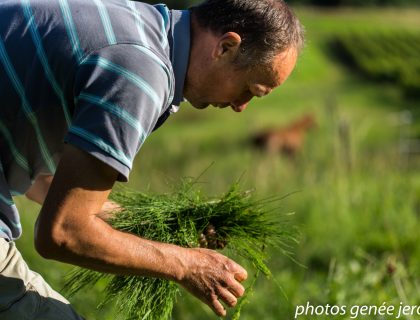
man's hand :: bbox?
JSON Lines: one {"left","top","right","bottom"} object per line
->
{"left": 178, "top": 247, "right": 247, "bottom": 317}
{"left": 199, "top": 224, "right": 228, "bottom": 249}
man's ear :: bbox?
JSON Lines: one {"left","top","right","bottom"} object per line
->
{"left": 213, "top": 32, "right": 242, "bottom": 60}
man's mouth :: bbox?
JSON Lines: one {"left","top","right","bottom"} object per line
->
{"left": 212, "top": 103, "right": 230, "bottom": 109}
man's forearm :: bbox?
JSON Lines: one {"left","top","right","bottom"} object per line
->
{"left": 35, "top": 212, "right": 185, "bottom": 281}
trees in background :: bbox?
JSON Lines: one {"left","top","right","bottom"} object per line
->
{"left": 287, "top": 0, "right": 419, "bottom": 6}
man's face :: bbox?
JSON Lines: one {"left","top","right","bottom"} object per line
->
{"left": 184, "top": 47, "right": 298, "bottom": 113}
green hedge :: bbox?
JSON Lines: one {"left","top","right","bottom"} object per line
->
{"left": 287, "top": 0, "right": 420, "bottom": 6}
{"left": 332, "top": 31, "right": 420, "bottom": 98}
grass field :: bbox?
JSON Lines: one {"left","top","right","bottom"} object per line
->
{"left": 15, "top": 7, "right": 420, "bottom": 320}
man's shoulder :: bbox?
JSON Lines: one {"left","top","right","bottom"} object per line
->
{"left": 14, "top": 0, "right": 171, "bottom": 62}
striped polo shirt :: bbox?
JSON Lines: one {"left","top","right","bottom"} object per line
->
{"left": 0, "top": 0, "right": 190, "bottom": 240}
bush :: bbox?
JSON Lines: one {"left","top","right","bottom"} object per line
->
{"left": 331, "top": 31, "right": 420, "bottom": 98}
{"left": 287, "top": 0, "right": 420, "bottom": 6}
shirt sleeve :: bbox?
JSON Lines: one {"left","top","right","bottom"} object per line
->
{"left": 64, "top": 44, "right": 173, "bottom": 182}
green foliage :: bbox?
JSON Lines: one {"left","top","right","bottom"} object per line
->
{"left": 287, "top": 0, "right": 420, "bottom": 7}
{"left": 64, "top": 181, "right": 297, "bottom": 320}
{"left": 332, "top": 31, "right": 420, "bottom": 98}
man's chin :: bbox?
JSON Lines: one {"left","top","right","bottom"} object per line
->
{"left": 189, "top": 101, "right": 230, "bottom": 110}
{"left": 190, "top": 102, "right": 210, "bottom": 109}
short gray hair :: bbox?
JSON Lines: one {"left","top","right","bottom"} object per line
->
{"left": 190, "top": 0, "right": 305, "bottom": 68}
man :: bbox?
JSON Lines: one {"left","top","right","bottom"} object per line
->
{"left": 0, "top": 0, "right": 304, "bottom": 318}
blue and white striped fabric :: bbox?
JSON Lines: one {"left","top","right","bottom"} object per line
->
{"left": 0, "top": 0, "right": 191, "bottom": 240}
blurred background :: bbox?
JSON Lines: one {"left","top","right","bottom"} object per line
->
{"left": 15, "top": 0, "right": 420, "bottom": 319}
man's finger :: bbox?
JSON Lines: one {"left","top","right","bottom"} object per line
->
{"left": 210, "top": 294, "right": 226, "bottom": 317}
{"left": 230, "top": 262, "right": 247, "bottom": 282}
{"left": 234, "top": 270, "right": 247, "bottom": 282}
{"left": 217, "top": 286, "right": 238, "bottom": 308}
{"left": 225, "top": 277, "right": 245, "bottom": 297}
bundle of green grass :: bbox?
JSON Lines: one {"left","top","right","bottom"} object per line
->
{"left": 64, "top": 179, "right": 297, "bottom": 319}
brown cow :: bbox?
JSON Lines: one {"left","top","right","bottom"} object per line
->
{"left": 251, "top": 113, "right": 317, "bottom": 157}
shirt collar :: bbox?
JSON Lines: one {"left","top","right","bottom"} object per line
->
{"left": 169, "top": 9, "right": 190, "bottom": 108}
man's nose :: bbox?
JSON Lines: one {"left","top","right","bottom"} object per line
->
{"left": 231, "top": 100, "right": 250, "bottom": 112}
